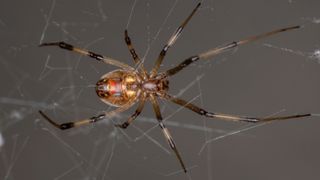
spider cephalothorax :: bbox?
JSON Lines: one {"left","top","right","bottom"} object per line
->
{"left": 38, "top": 2, "right": 313, "bottom": 173}
{"left": 140, "top": 77, "right": 169, "bottom": 95}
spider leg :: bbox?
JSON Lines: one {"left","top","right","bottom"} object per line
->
{"left": 164, "top": 93, "right": 312, "bottom": 123}
{"left": 39, "top": 110, "right": 106, "bottom": 129}
{"left": 124, "top": 30, "right": 148, "bottom": 77}
{"left": 39, "top": 41, "right": 134, "bottom": 70}
{"left": 150, "top": 2, "right": 201, "bottom": 77}
{"left": 124, "top": 30, "right": 141, "bottom": 64}
{"left": 39, "top": 102, "right": 133, "bottom": 130}
{"left": 162, "top": 25, "right": 300, "bottom": 77}
{"left": 149, "top": 94, "right": 187, "bottom": 173}
{"left": 115, "top": 96, "right": 145, "bottom": 129}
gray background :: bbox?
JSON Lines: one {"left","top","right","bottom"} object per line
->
{"left": 1, "top": 0, "right": 320, "bottom": 180}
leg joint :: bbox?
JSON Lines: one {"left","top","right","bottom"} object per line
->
{"left": 125, "top": 37, "right": 131, "bottom": 44}
{"left": 115, "top": 122, "right": 129, "bottom": 129}
{"left": 199, "top": 109, "right": 207, "bottom": 116}
{"left": 88, "top": 51, "right": 103, "bottom": 61}
{"left": 60, "top": 122, "right": 74, "bottom": 130}
{"left": 59, "top": 42, "right": 73, "bottom": 50}
{"left": 91, "top": 114, "right": 105, "bottom": 123}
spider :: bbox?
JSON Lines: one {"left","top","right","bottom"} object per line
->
{"left": 39, "top": 2, "right": 313, "bottom": 173}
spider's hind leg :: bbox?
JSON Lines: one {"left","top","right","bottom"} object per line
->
{"left": 39, "top": 41, "right": 134, "bottom": 70}
{"left": 39, "top": 102, "right": 133, "bottom": 130}
{"left": 39, "top": 110, "right": 105, "bottom": 130}
{"left": 114, "top": 97, "right": 145, "bottom": 129}
{"left": 39, "top": 41, "right": 104, "bottom": 61}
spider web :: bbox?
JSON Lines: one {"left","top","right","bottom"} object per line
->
{"left": 1, "top": 0, "right": 320, "bottom": 180}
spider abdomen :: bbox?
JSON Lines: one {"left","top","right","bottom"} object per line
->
{"left": 96, "top": 70, "right": 140, "bottom": 107}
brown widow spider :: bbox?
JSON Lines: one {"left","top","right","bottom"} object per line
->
{"left": 39, "top": 2, "right": 313, "bottom": 173}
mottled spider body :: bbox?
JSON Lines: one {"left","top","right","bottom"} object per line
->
{"left": 96, "top": 70, "right": 169, "bottom": 107}
{"left": 39, "top": 2, "right": 313, "bottom": 173}
{"left": 96, "top": 70, "right": 141, "bottom": 107}
{"left": 140, "top": 77, "right": 169, "bottom": 95}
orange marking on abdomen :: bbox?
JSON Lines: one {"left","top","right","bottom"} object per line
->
{"left": 108, "top": 80, "right": 122, "bottom": 96}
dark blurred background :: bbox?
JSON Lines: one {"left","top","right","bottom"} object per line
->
{"left": 0, "top": 0, "right": 320, "bottom": 179}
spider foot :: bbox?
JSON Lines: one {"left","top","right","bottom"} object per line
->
{"left": 39, "top": 110, "right": 75, "bottom": 130}
{"left": 39, "top": 42, "right": 60, "bottom": 47}
{"left": 39, "top": 41, "right": 73, "bottom": 50}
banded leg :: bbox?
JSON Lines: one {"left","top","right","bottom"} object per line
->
{"left": 39, "top": 110, "right": 106, "bottom": 129}
{"left": 39, "top": 102, "right": 133, "bottom": 130}
{"left": 164, "top": 93, "right": 311, "bottom": 123}
{"left": 162, "top": 25, "right": 300, "bottom": 77}
{"left": 124, "top": 30, "right": 148, "bottom": 77}
{"left": 149, "top": 94, "right": 187, "bottom": 173}
{"left": 39, "top": 41, "right": 134, "bottom": 71}
{"left": 115, "top": 96, "right": 146, "bottom": 129}
{"left": 150, "top": 2, "right": 201, "bottom": 77}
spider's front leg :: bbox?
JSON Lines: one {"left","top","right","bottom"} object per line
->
{"left": 150, "top": 2, "right": 201, "bottom": 77}
{"left": 163, "top": 25, "right": 300, "bottom": 77}
{"left": 163, "top": 93, "right": 312, "bottom": 123}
